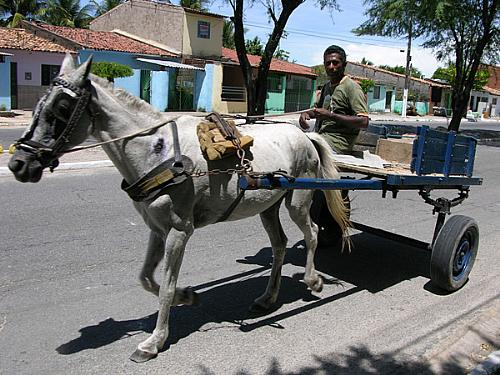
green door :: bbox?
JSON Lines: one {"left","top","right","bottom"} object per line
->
{"left": 140, "top": 70, "right": 151, "bottom": 103}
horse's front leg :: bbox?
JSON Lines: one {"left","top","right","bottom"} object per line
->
{"left": 251, "top": 199, "right": 288, "bottom": 312}
{"left": 140, "top": 230, "right": 198, "bottom": 306}
{"left": 286, "top": 190, "right": 323, "bottom": 292}
{"left": 130, "top": 226, "right": 193, "bottom": 362}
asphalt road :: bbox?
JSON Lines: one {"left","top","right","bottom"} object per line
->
{"left": 0, "top": 146, "right": 499, "bottom": 374}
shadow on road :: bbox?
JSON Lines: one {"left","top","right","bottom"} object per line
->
{"left": 56, "top": 232, "right": 432, "bottom": 359}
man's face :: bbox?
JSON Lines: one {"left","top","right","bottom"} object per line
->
{"left": 324, "top": 52, "right": 345, "bottom": 81}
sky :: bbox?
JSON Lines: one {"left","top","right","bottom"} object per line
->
{"left": 192, "top": 0, "right": 444, "bottom": 78}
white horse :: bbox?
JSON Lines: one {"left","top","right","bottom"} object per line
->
{"left": 8, "top": 55, "right": 349, "bottom": 362}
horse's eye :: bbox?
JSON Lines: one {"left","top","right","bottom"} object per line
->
{"left": 55, "top": 99, "right": 71, "bottom": 119}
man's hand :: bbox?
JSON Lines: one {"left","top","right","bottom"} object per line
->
{"left": 299, "top": 111, "right": 312, "bottom": 129}
{"left": 313, "top": 107, "right": 333, "bottom": 120}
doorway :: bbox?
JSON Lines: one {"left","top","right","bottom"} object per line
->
{"left": 10, "top": 62, "right": 17, "bottom": 109}
{"left": 385, "top": 91, "right": 392, "bottom": 111}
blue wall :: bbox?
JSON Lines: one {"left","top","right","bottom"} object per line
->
{"left": 196, "top": 63, "right": 213, "bottom": 112}
{"left": 151, "top": 70, "right": 169, "bottom": 111}
{"left": 367, "top": 85, "right": 386, "bottom": 112}
{"left": 79, "top": 50, "right": 177, "bottom": 110}
{"left": 0, "top": 56, "right": 11, "bottom": 110}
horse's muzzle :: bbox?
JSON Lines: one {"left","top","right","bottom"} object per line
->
{"left": 8, "top": 149, "right": 45, "bottom": 183}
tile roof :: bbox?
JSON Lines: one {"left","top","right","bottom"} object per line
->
{"left": 0, "top": 27, "right": 75, "bottom": 54}
{"left": 221, "top": 47, "right": 316, "bottom": 78}
{"left": 31, "top": 22, "right": 177, "bottom": 57}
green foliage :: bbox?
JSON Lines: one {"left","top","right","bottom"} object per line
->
{"left": 90, "top": 61, "right": 133, "bottom": 82}
{"left": 432, "top": 64, "right": 490, "bottom": 91}
{"left": 245, "top": 36, "right": 264, "bottom": 56}
{"left": 90, "top": 0, "right": 123, "bottom": 17}
{"left": 378, "top": 64, "right": 424, "bottom": 78}
{"left": 273, "top": 48, "right": 290, "bottom": 61}
{"left": 179, "top": 0, "right": 209, "bottom": 11}
{"left": 223, "top": 19, "right": 235, "bottom": 49}
{"left": 0, "top": 0, "right": 40, "bottom": 27}
{"left": 0, "top": 104, "right": 7, "bottom": 111}
{"left": 38, "top": 0, "right": 93, "bottom": 28}
{"left": 360, "top": 57, "right": 373, "bottom": 66}
{"left": 359, "top": 78, "right": 375, "bottom": 94}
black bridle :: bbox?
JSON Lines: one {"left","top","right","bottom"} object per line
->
{"left": 15, "top": 76, "right": 92, "bottom": 171}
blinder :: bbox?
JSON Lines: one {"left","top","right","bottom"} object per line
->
{"left": 14, "top": 76, "right": 92, "bottom": 172}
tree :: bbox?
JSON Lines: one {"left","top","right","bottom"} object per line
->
{"left": 245, "top": 36, "right": 264, "bottom": 56}
{"left": 311, "top": 64, "right": 328, "bottom": 86}
{"left": 229, "top": 0, "right": 340, "bottom": 116}
{"left": 90, "top": 0, "right": 123, "bottom": 17}
{"left": 378, "top": 64, "right": 424, "bottom": 78}
{"left": 179, "top": 0, "right": 209, "bottom": 11}
{"left": 432, "top": 64, "right": 490, "bottom": 91}
{"left": 90, "top": 61, "right": 133, "bottom": 82}
{"left": 273, "top": 47, "right": 290, "bottom": 61}
{"left": 359, "top": 78, "right": 375, "bottom": 94}
{"left": 223, "top": 19, "right": 235, "bottom": 49}
{"left": 360, "top": 57, "right": 373, "bottom": 65}
{"left": 39, "top": 0, "right": 93, "bottom": 28}
{"left": 354, "top": 0, "right": 499, "bottom": 131}
{"left": 0, "top": 0, "right": 40, "bottom": 27}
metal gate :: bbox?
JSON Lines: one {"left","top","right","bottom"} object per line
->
{"left": 284, "top": 75, "right": 312, "bottom": 112}
{"left": 168, "top": 69, "right": 195, "bottom": 111}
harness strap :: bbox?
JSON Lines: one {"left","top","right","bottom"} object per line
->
{"left": 121, "top": 155, "right": 193, "bottom": 202}
{"left": 215, "top": 188, "right": 245, "bottom": 223}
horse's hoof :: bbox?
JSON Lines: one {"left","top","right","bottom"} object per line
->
{"left": 129, "top": 348, "right": 157, "bottom": 363}
{"left": 249, "top": 301, "right": 270, "bottom": 314}
{"left": 307, "top": 277, "right": 323, "bottom": 293}
{"left": 185, "top": 287, "right": 200, "bottom": 306}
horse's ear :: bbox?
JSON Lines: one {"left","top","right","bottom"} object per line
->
{"left": 60, "top": 53, "right": 76, "bottom": 75}
{"left": 74, "top": 55, "right": 93, "bottom": 86}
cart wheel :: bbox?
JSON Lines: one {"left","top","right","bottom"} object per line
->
{"left": 430, "top": 215, "right": 479, "bottom": 292}
{"left": 311, "top": 190, "right": 350, "bottom": 247}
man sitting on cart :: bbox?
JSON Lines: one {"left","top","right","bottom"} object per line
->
{"left": 299, "top": 45, "right": 370, "bottom": 244}
{"left": 299, "top": 44, "right": 369, "bottom": 155}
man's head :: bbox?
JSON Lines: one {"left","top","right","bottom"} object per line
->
{"left": 323, "top": 45, "right": 347, "bottom": 82}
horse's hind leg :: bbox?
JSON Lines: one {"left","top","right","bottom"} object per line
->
{"left": 251, "top": 199, "right": 288, "bottom": 312}
{"left": 140, "top": 230, "right": 198, "bottom": 306}
{"left": 285, "top": 190, "right": 323, "bottom": 292}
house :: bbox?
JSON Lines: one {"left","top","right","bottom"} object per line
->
{"left": 0, "top": 27, "right": 76, "bottom": 110}
{"left": 90, "top": 0, "right": 316, "bottom": 114}
{"left": 219, "top": 48, "right": 316, "bottom": 114}
{"left": 469, "top": 64, "right": 500, "bottom": 118}
{"left": 346, "top": 61, "right": 451, "bottom": 116}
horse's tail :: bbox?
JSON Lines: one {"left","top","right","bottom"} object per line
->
{"left": 306, "top": 133, "right": 352, "bottom": 250}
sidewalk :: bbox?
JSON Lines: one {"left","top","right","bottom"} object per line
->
{"left": 1, "top": 110, "right": 499, "bottom": 373}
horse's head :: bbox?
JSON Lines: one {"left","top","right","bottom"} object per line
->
{"left": 9, "top": 54, "right": 94, "bottom": 182}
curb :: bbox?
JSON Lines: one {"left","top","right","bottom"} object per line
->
{"left": 0, "top": 160, "right": 113, "bottom": 177}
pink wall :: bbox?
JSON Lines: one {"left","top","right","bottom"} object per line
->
{"left": 4, "top": 49, "right": 67, "bottom": 86}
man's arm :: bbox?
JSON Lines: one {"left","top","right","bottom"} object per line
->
{"left": 312, "top": 108, "right": 368, "bottom": 129}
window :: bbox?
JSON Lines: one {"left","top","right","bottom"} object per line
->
{"left": 267, "top": 75, "right": 282, "bottom": 93}
{"left": 0, "top": 56, "right": 4, "bottom": 63}
{"left": 197, "top": 21, "right": 210, "bottom": 39}
{"left": 41, "top": 64, "right": 61, "bottom": 85}
{"left": 492, "top": 98, "right": 497, "bottom": 105}
{"left": 373, "top": 85, "right": 381, "bottom": 99}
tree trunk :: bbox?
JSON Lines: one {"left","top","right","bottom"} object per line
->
{"left": 232, "top": 0, "right": 303, "bottom": 119}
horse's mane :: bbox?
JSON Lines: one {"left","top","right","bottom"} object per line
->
{"left": 90, "top": 74, "right": 164, "bottom": 121}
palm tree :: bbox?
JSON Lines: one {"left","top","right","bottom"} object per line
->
{"left": 90, "top": 0, "right": 122, "bottom": 17}
{"left": 179, "top": 0, "right": 208, "bottom": 11}
{"left": 0, "top": 0, "right": 40, "bottom": 27}
{"left": 38, "top": 0, "right": 93, "bottom": 28}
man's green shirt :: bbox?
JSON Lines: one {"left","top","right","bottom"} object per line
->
{"left": 315, "top": 76, "right": 369, "bottom": 154}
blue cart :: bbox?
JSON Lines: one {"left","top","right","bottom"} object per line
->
{"left": 239, "top": 126, "right": 483, "bottom": 293}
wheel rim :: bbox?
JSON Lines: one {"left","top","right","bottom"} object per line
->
{"left": 452, "top": 231, "right": 474, "bottom": 281}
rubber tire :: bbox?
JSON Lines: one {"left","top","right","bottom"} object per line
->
{"left": 430, "top": 215, "right": 479, "bottom": 292}
{"left": 310, "top": 190, "right": 350, "bottom": 247}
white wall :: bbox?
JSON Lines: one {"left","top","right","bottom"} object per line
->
{"left": 6, "top": 49, "right": 67, "bottom": 85}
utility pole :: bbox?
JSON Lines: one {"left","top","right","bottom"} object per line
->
{"left": 402, "top": 10, "right": 412, "bottom": 118}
